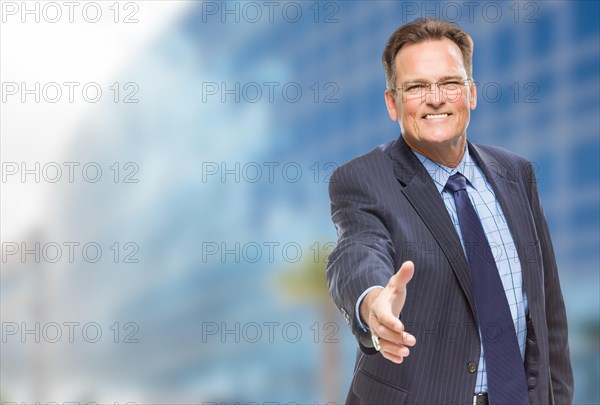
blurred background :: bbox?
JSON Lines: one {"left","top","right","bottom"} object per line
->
{"left": 1, "top": 0, "right": 598, "bottom": 403}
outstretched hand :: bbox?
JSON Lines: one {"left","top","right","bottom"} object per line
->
{"left": 361, "top": 261, "right": 417, "bottom": 363}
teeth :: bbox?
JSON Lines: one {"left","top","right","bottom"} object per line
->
{"left": 425, "top": 113, "right": 449, "bottom": 119}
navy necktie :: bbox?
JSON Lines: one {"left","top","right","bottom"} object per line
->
{"left": 445, "top": 173, "right": 530, "bottom": 405}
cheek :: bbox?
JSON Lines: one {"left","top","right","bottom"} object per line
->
{"left": 454, "top": 103, "right": 470, "bottom": 121}
{"left": 402, "top": 106, "right": 419, "bottom": 120}
{"left": 409, "top": 115, "right": 421, "bottom": 133}
{"left": 403, "top": 111, "right": 418, "bottom": 126}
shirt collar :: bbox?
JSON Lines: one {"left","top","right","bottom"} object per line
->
{"left": 411, "top": 146, "right": 478, "bottom": 195}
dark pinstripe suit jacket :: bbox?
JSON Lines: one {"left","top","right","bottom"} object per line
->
{"left": 326, "top": 136, "right": 574, "bottom": 405}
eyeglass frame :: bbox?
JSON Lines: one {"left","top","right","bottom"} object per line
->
{"left": 388, "top": 78, "right": 473, "bottom": 100}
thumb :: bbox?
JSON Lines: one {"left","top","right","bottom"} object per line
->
{"left": 388, "top": 261, "right": 414, "bottom": 317}
{"left": 390, "top": 260, "right": 414, "bottom": 290}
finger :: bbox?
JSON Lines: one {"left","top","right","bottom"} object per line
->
{"left": 378, "top": 340, "right": 405, "bottom": 361}
{"left": 372, "top": 309, "right": 404, "bottom": 335}
{"left": 402, "top": 331, "right": 417, "bottom": 346}
{"left": 372, "top": 323, "right": 405, "bottom": 345}
{"left": 379, "top": 339, "right": 411, "bottom": 358}
{"left": 374, "top": 326, "right": 416, "bottom": 347}
{"left": 370, "top": 315, "right": 417, "bottom": 347}
{"left": 381, "top": 350, "right": 405, "bottom": 364}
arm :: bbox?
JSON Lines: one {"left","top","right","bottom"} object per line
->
{"left": 326, "top": 162, "right": 415, "bottom": 357}
{"left": 526, "top": 162, "right": 574, "bottom": 403}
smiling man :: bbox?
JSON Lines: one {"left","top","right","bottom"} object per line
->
{"left": 326, "top": 18, "right": 573, "bottom": 405}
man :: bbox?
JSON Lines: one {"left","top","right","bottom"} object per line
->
{"left": 326, "top": 18, "right": 573, "bottom": 405}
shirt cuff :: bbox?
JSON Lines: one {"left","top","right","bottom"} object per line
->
{"left": 355, "top": 285, "right": 385, "bottom": 332}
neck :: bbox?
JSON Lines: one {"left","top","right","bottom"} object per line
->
{"left": 405, "top": 137, "right": 466, "bottom": 168}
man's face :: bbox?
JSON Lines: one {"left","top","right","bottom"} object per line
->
{"left": 384, "top": 38, "right": 477, "bottom": 161}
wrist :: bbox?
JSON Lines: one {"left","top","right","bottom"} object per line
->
{"left": 360, "top": 287, "right": 383, "bottom": 327}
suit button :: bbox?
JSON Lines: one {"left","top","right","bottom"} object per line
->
{"left": 528, "top": 377, "right": 537, "bottom": 389}
{"left": 467, "top": 362, "right": 477, "bottom": 374}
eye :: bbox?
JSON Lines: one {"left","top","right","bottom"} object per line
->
{"left": 405, "top": 83, "right": 425, "bottom": 92}
{"left": 442, "top": 81, "right": 462, "bottom": 89}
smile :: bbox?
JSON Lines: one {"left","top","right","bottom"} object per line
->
{"left": 424, "top": 113, "right": 451, "bottom": 120}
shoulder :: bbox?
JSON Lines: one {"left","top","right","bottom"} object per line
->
{"left": 471, "top": 143, "right": 541, "bottom": 206}
{"left": 474, "top": 143, "right": 531, "bottom": 166}
{"left": 329, "top": 140, "right": 396, "bottom": 195}
{"left": 333, "top": 140, "right": 395, "bottom": 178}
{"left": 472, "top": 143, "right": 535, "bottom": 180}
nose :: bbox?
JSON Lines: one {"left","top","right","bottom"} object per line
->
{"left": 424, "top": 83, "right": 445, "bottom": 106}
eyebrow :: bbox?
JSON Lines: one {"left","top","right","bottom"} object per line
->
{"left": 403, "top": 75, "right": 465, "bottom": 83}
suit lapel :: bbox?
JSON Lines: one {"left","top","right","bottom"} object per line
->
{"left": 388, "top": 137, "right": 476, "bottom": 317}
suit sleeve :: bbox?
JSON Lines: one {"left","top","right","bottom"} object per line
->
{"left": 526, "top": 162, "right": 574, "bottom": 403}
{"left": 326, "top": 162, "right": 396, "bottom": 354}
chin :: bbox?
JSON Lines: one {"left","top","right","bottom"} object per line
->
{"left": 422, "top": 132, "right": 456, "bottom": 144}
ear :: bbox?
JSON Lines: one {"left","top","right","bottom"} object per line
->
{"left": 384, "top": 90, "right": 399, "bottom": 121}
{"left": 469, "top": 80, "right": 477, "bottom": 110}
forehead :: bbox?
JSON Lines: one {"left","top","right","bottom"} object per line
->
{"left": 394, "top": 38, "right": 466, "bottom": 81}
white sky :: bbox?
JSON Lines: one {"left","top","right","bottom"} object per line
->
{"left": 1, "top": 0, "right": 191, "bottom": 241}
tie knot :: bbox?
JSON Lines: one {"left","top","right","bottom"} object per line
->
{"left": 445, "top": 172, "right": 468, "bottom": 193}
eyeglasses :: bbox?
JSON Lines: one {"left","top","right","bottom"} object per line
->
{"left": 391, "top": 79, "right": 472, "bottom": 100}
